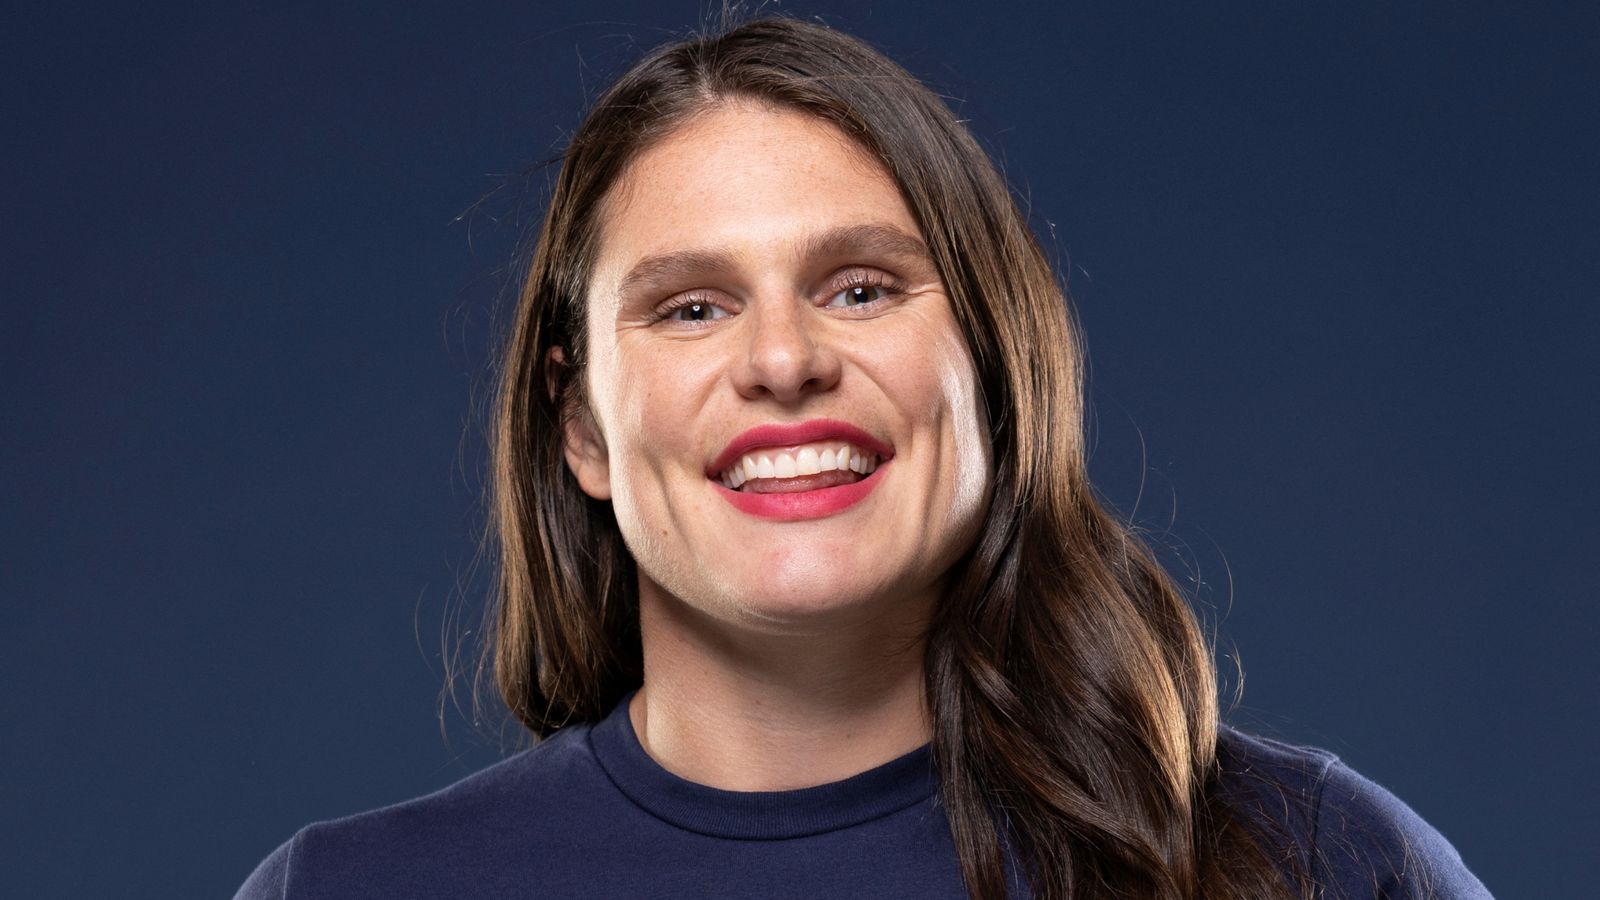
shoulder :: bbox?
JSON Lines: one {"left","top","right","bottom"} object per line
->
{"left": 1214, "top": 725, "right": 1494, "bottom": 899}
{"left": 234, "top": 724, "right": 603, "bottom": 900}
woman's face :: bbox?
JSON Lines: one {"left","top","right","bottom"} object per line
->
{"left": 566, "top": 102, "right": 992, "bottom": 633}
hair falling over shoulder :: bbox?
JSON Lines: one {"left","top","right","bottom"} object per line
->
{"left": 481, "top": 14, "right": 1318, "bottom": 900}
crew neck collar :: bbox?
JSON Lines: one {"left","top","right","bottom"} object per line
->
{"left": 588, "top": 691, "right": 938, "bottom": 840}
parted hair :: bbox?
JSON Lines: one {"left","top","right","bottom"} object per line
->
{"left": 485, "top": 15, "right": 1312, "bottom": 900}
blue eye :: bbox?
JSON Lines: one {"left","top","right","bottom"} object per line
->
{"left": 826, "top": 283, "right": 888, "bottom": 308}
{"left": 666, "top": 301, "right": 729, "bottom": 322}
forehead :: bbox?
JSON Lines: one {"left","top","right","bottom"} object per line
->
{"left": 588, "top": 102, "right": 922, "bottom": 294}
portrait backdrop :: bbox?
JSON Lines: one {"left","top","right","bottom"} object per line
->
{"left": 3, "top": 2, "right": 1595, "bottom": 896}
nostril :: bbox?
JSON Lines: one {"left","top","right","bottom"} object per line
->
{"left": 729, "top": 312, "right": 843, "bottom": 401}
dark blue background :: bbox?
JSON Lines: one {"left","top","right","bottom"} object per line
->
{"left": 4, "top": 2, "right": 1594, "bottom": 896}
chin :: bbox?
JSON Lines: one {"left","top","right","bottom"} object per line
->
{"left": 639, "top": 546, "right": 933, "bottom": 635}
{"left": 718, "top": 567, "right": 924, "bottom": 632}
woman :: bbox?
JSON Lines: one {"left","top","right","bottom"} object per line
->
{"left": 238, "top": 16, "right": 1490, "bottom": 900}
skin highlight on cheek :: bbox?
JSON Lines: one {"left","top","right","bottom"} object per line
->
{"left": 942, "top": 350, "right": 992, "bottom": 529}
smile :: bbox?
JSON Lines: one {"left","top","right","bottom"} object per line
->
{"left": 715, "top": 441, "right": 881, "bottom": 491}
{"left": 707, "top": 419, "right": 894, "bottom": 520}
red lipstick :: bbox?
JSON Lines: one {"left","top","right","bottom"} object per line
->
{"left": 706, "top": 419, "right": 894, "bottom": 478}
{"left": 707, "top": 419, "right": 894, "bottom": 522}
{"left": 712, "top": 470, "right": 884, "bottom": 520}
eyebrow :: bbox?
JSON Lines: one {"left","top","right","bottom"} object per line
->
{"left": 615, "top": 222, "right": 934, "bottom": 302}
{"left": 801, "top": 222, "right": 933, "bottom": 269}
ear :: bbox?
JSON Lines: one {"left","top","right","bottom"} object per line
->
{"left": 547, "top": 346, "right": 612, "bottom": 500}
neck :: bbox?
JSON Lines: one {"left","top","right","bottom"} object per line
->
{"left": 629, "top": 578, "right": 933, "bottom": 792}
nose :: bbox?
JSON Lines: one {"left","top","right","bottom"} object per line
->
{"left": 730, "top": 298, "right": 842, "bottom": 403}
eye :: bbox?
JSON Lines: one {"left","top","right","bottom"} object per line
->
{"left": 661, "top": 299, "right": 731, "bottom": 323}
{"left": 825, "top": 264, "right": 915, "bottom": 310}
{"left": 826, "top": 284, "right": 889, "bottom": 308}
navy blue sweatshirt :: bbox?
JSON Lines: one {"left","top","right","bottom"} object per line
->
{"left": 236, "top": 695, "right": 1491, "bottom": 898}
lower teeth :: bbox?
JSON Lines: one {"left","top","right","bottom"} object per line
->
{"left": 739, "top": 471, "right": 865, "bottom": 493}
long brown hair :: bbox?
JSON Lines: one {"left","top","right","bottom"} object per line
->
{"left": 486, "top": 15, "right": 1309, "bottom": 900}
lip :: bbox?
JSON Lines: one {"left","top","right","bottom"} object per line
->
{"left": 712, "top": 466, "right": 886, "bottom": 521}
{"left": 706, "top": 418, "right": 895, "bottom": 478}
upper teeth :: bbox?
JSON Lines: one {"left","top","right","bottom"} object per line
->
{"left": 718, "top": 441, "right": 880, "bottom": 489}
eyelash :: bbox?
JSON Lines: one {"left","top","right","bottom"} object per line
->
{"left": 655, "top": 269, "right": 906, "bottom": 324}
{"left": 826, "top": 269, "right": 902, "bottom": 310}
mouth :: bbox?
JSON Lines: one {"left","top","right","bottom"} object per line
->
{"left": 706, "top": 419, "right": 893, "bottom": 519}
{"left": 707, "top": 419, "right": 893, "bottom": 494}
{"left": 713, "top": 441, "right": 882, "bottom": 492}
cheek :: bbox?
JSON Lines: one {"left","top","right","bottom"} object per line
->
{"left": 605, "top": 371, "right": 674, "bottom": 493}
{"left": 596, "top": 346, "right": 718, "bottom": 507}
{"left": 594, "top": 374, "right": 678, "bottom": 568}
{"left": 873, "top": 314, "right": 992, "bottom": 517}
{"left": 906, "top": 313, "right": 987, "bottom": 439}
{"left": 935, "top": 341, "right": 993, "bottom": 517}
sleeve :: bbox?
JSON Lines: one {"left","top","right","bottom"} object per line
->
{"left": 1311, "top": 760, "right": 1494, "bottom": 899}
{"left": 232, "top": 833, "right": 295, "bottom": 900}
